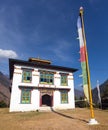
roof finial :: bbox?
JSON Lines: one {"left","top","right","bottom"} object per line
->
{"left": 80, "top": 6, "right": 83, "bottom": 15}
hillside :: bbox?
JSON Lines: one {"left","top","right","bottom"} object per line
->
{"left": 74, "top": 89, "right": 84, "bottom": 99}
{"left": 0, "top": 72, "right": 11, "bottom": 106}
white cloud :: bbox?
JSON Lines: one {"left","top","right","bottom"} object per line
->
{"left": 0, "top": 49, "right": 18, "bottom": 59}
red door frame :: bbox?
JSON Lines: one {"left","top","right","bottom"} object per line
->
{"left": 39, "top": 89, "right": 53, "bottom": 107}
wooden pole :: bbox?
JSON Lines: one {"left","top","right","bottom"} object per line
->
{"left": 79, "top": 7, "right": 99, "bottom": 124}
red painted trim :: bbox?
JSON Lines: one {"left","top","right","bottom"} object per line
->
{"left": 51, "top": 91, "right": 53, "bottom": 107}
{"left": 40, "top": 91, "right": 42, "bottom": 106}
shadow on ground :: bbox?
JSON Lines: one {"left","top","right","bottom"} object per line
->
{"left": 50, "top": 107, "right": 88, "bottom": 124}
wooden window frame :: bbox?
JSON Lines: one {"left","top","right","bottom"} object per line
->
{"left": 21, "top": 88, "right": 31, "bottom": 104}
{"left": 61, "top": 75, "right": 68, "bottom": 86}
{"left": 61, "top": 90, "right": 68, "bottom": 104}
{"left": 40, "top": 71, "right": 54, "bottom": 85}
{"left": 22, "top": 70, "right": 32, "bottom": 83}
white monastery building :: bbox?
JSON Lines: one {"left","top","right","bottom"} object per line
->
{"left": 9, "top": 58, "right": 77, "bottom": 112}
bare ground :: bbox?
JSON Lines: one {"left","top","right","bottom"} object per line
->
{"left": 0, "top": 108, "right": 108, "bottom": 130}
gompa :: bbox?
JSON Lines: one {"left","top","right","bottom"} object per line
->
{"left": 9, "top": 58, "right": 77, "bottom": 112}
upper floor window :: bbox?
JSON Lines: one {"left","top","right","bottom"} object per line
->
{"left": 61, "top": 74, "right": 68, "bottom": 86}
{"left": 22, "top": 70, "right": 32, "bottom": 83}
{"left": 40, "top": 71, "right": 54, "bottom": 84}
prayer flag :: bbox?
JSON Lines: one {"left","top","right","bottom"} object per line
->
{"left": 77, "top": 14, "right": 89, "bottom": 101}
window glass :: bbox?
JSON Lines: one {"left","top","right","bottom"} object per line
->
{"left": 22, "top": 70, "right": 32, "bottom": 83}
{"left": 40, "top": 71, "right": 54, "bottom": 84}
{"left": 61, "top": 90, "right": 68, "bottom": 104}
{"left": 21, "top": 88, "right": 31, "bottom": 104}
{"left": 61, "top": 75, "right": 68, "bottom": 86}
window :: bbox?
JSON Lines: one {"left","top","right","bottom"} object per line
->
{"left": 61, "top": 90, "right": 68, "bottom": 104}
{"left": 22, "top": 70, "right": 32, "bottom": 83}
{"left": 40, "top": 71, "right": 54, "bottom": 84}
{"left": 21, "top": 88, "right": 31, "bottom": 104}
{"left": 61, "top": 75, "right": 68, "bottom": 86}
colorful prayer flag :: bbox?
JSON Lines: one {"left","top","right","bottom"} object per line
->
{"left": 77, "top": 14, "right": 89, "bottom": 101}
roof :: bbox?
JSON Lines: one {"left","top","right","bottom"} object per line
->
{"left": 9, "top": 58, "right": 78, "bottom": 79}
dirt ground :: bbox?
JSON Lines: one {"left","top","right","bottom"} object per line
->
{"left": 0, "top": 108, "right": 108, "bottom": 130}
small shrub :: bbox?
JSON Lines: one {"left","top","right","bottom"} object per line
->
{"left": 0, "top": 101, "right": 7, "bottom": 108}
{"left": 75, "top": 100, "right": 89, "bottom": 108}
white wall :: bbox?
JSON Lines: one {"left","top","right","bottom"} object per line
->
{"left": 10, "top": 66, "right": 40, "bottom": 112}
{"left": 52, "top": 73, "right": 75, "bottom": 110}
{"left": 54, "top": 72, "right": 60, "bottom": 86}
{"left": 10, "top": 66, "right": 75, "bottom": 112}
{"left": 68, "top": 73, "right": 75, "bottom": 108}
{"left": 53, "top": 90, "right": 60, "bottom": 107}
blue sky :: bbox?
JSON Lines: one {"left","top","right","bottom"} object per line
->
{"left": 0, "top": 0, "right": 108, "bottom": 90}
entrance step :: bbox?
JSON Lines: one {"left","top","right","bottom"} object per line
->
{"left": 39, "top": 106, "right": 53, "bottom": 112}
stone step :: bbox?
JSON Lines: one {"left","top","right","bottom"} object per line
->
{"left": 39, "top": 106, "right": 52, "bottom": 112}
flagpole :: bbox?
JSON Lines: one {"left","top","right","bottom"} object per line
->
{"left": 79, "top": 7, "right": 99, "bottom": 125}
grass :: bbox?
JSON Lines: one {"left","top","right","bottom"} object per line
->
{"left": 0, "top": 108, "right": 108, "bottom": 130}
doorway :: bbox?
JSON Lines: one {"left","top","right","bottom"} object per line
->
{"left": 42, "top": 94, "right": 51, "bottom": 106}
